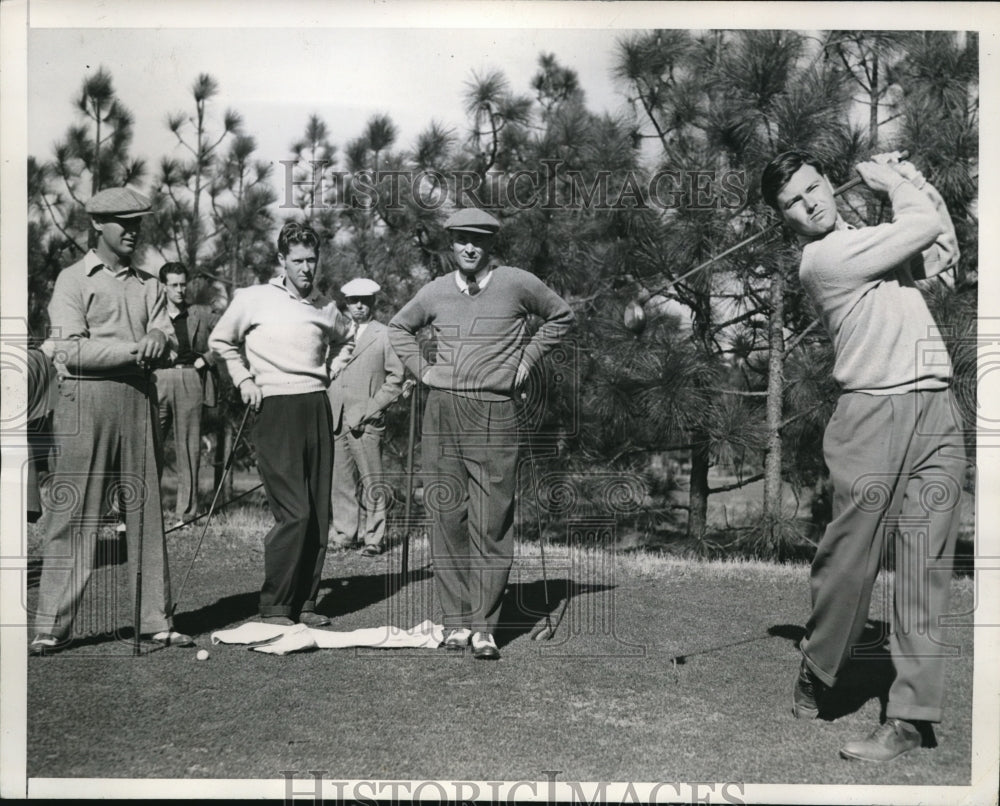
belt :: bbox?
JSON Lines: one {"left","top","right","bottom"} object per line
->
{"left": 171, "top": 363, "right": 197, "bottom": 369}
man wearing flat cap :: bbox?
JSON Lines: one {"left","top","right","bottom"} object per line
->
{"left": 327, "top": 278, "right": 405, "bottom": 556}
{"left": 389, "top": 207, "right": 574, "bottom": 660}
{"left": 31, "top": 186, "right": 193, "bottom": 654}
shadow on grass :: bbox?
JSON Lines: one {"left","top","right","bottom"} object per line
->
{"left": 315, "top": 565, "right": 435, "bottom": 620}
{"left": 768, "top": 618, "right": 911, "bottom": 726}
{"left": 495, "top": 578, "right": 616, "bottom": 648}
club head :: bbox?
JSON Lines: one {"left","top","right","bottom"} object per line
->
{"left": 623, "top": 300, "right": 646, "bottom": 335}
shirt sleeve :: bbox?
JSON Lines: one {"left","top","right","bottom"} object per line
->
{"left": 366, "top": 328, "right": 406, "bottom": 419}
{"left": 147, "top": 281, "right": 178, "bottom": 354}
{"left": 806, "top": 180, "right": 944, "bottom": 286}
{"left": 324, "top": 307, "right": 354, "bottom": 381}
{"left": 388, "top": 290, "right": 432, "bottom": 380}
{"left": 46, "top": 269, "right": 136, "bottom": 371}
{"left": 517, "top": 272, "right": 575, "bottom": 371}
{"left": 910, "top": 180, "right": 959, "bottom": 280}
{"left": 208, "top": 291, "right": 254, "bottom": 389}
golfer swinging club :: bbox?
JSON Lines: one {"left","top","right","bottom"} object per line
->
{"left": 761, "top": 150, "right": 966, "bottom": 762}
{"left": 210, "top": 222, "right": 351, "bottom": 627}
{"left": 389, "top": 208, "right": 574, "bottom": 660}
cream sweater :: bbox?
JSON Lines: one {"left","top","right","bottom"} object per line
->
{"left": 799, "top": 178, "right": 959, "bottom": 395}
{"left": 209, "top": 277, "right": 350, "bottom": 398}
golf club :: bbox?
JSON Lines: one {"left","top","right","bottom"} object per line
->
{"left": 625, "top": 150, "right": 911, "bottom": 332}
{"left": 163, "top": 482, "right": 263, "bottom": 534}
{"left": 519, "top": 394, "right": 568, "bottom": 642}
{"left": 133, "top": 366, "right": 152, "bottom": 656}
{"left": 400, "top": 378, "right": 418, "bottom": 582}
{"left": 169, "top": 403, "right": 253, "bottom": 618}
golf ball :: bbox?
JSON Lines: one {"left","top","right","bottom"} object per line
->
{"left": 196, "top": 649, "right": 209, "bottom": 661}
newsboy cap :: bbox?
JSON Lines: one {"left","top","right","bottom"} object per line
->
{"left": 340, "top": 278, "right": 381, "bottom": 297}
{"left": 443, "top": 208, "right": 500, "bottom": 234}
{"left": 84, "top": 187, "right": 152, "bottom": 218}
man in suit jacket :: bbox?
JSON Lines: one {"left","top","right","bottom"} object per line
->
{"left": 327, "top": 278, "right": 404, "bottom": 556}
{"left": 155, "top": 262, "right": 220, "bottom": 528}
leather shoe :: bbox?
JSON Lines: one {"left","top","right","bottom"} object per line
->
{"left": 792, "top": 658, "right": 826, "bottom": 719}
{"left": 440, "top": 628, "right": 471, "bottom": 651}
{"left": 149, "top": 630, "right": 195, "bottom": 647}
{"left": 361, "top": 544, "right": 384, "bottom": 557}
{"left": 839, "top": 718, "right": 922, "bottom": 762}
{"left": 298, "top": 611, "right": 330, "bottom": 627}
{"left": 29, "top": 634, "right": 64, "bottom": 656}
{"left": 471, "top": 632, "right": 501, "bottom": 660}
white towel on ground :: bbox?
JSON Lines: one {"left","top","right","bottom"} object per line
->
{"left": 210, "top": 619, "right": 445, "bottom": 655}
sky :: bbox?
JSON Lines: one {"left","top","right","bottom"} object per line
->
{"left": 27, "top": 26, "right": 637, "bottom": 202}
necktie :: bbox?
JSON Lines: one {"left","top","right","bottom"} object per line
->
{"left": 466, "top": 275, "right": 480, "bottom": 296}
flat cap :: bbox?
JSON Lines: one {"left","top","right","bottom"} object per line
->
{"left": 443, "top": 208, "right": 500, "bottom": 234}
{"left": 341, "top": 278, "right": 381, "bottom": 297}
{"left": 85, "top": 187, "right": 152, "bottom": 218}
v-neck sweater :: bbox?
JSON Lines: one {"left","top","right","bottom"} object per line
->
{"left": 388, "top": 266, "right": 573, "bottom": 401}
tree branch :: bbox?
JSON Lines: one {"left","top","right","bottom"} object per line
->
{"left": 709, "top": 472, "right": 764, "bottom": 494}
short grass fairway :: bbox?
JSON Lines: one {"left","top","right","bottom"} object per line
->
{"left": 26, "top": 506, "right": 974, "bottom": 786}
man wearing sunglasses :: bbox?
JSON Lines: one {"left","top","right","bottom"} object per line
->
{"left": 389, "top": 208, "right": 574, "bottom": 660}
{"left": 327, "top": 278, "right": 404, "bottom": 557}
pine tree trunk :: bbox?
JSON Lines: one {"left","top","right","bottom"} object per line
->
{"left": 762, "top": 269, "right": 785, "bottom": 523}
{"left": 688, "top": 434, "right": 710, "bottom": 541}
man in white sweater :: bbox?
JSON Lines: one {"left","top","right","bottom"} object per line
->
{"left": 210, "top": 222, "right": 351, "bottom": 627}
{"left": 761, "top": 150, "right": 966, "bottom": 762}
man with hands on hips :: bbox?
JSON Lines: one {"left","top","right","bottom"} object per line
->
{"left": 389, "top": 208, "right": 574, "bottom": 660}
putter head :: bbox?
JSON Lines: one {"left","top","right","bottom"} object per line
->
{"left": 530, "top": 598, "right": 569, "bottom": 641}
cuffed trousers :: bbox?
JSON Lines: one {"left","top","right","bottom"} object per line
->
{"left": 801, "top": 389, "right": 966, "bottom": 723}
{"left": 254, "top": 392, "right": 332, "bottom": 618}
{"left": 330, "top": 425, "right": 388, "bottom": 549}
{"left": 155, "top": 366, "right": 204, "bottom": 521}
{"left": 34, "top": 375, "right": 173, "bottom": 639}
{"left": 422, "top": 390, "right": 519, "bottom": 635}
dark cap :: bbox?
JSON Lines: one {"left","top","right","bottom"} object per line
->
{"left": 85, "top": 187, "right": 152, "bottom": 218}
{"left": 443, "top": 208, "right": 500, "bottom": 234}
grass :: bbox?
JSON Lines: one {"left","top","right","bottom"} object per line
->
{"left": 23, "top": 490, "right": 976, "bottom": 788}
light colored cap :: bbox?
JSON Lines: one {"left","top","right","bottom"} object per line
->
{"left": 84, "top": 187, "right": 152, "bottom": 218}
{"left": 443, "top": 208, "right": 500, "bottom": 234}
{"left": 340, "top": 278, "right": 381, "bottom": 297}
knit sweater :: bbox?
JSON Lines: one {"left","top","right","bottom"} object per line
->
{"left": 45, "top": 250, "right": 175, "bottom": 380}
{"left": 388, "top": 265, "right": 574, "bottom": 401}
{"left": 209, "top": 277, "right": 350, "bottom": 398}
{"left": 799, "top": 178, "right": 958, "bottom": 395}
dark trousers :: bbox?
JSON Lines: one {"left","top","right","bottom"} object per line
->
{"left": 254, "top": 392, "right": 332, "bottom": 618}
{"left": 422, "top": 390, "right": 519, "bottom": 634}
{"left": 801, "top": 389, "right": 966, "bottom": 723}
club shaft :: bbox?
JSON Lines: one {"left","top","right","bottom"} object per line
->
{"left": 170, "top": 404, "right": 252, "bottom": 616}
{"left": 401, "top": 387, "right": 417, "bottom": 581}
{"left": 134, "top": 367, "right": 151, "bottom": 656}
{"left": 648, "top": 151, "right": 908, "bottom": 297}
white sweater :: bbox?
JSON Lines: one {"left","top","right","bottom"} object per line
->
{"left": 799, "top": 178, "right": 958, "bottom": 395}
{"left": 209, "top": 277, "right": 350, "bottom": 397}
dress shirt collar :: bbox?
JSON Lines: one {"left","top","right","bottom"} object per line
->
{"left": 269, "top": 274, "right": 325, "bottom": 305}
{"left": 83, "top": 249, "right": 145, "bottom": 283}
{"left": 454, "top": 265, "right": 494, "bottom": 295}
